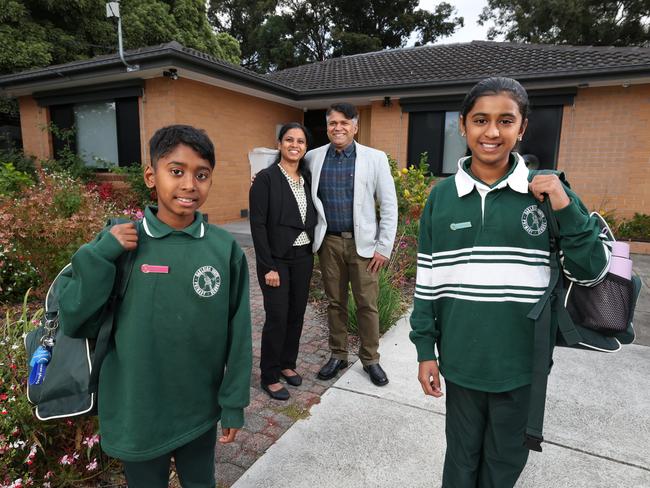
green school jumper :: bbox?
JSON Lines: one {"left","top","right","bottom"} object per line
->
{"left": 410, "top": 155, "right": 609, "bottom": 486}
{"left": 59, "top": 206, "right": 252, "bottom": 462}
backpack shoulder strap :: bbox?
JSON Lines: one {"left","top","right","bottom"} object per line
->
{"left": 89, "top": 219, "right": 140, "bottom": 392}
{"left": 527, "top": 169, "right": 571, "bottom": 189}
{"left": 524, "top": 194, "right": 580, "bottom": 451}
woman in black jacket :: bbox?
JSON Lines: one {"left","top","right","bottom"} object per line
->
{"left": 249, "top": 122, "right": 316, "bottom": 400}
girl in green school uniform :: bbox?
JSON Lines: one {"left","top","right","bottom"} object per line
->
{"left": 410, "top": 77, "right": 610, "bottom": 487}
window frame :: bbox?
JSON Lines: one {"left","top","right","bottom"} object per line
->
{"left": 402, "top": 88, "right": 576, "bottom": 177}
{"left": 36, "top": 82, "right": 143, "bottom": 169}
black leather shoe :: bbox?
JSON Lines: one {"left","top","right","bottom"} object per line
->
{"left": 281, "top": 370, "right": 303, "bottom": 387}
{"left": 261, "top": 383, "right": 290, "bottom": 400}
{"left": 363, "top": 364, "right": 389, "bottom": 386}
{"left": 317, "top": 358, "right": 348, "bottom": 380}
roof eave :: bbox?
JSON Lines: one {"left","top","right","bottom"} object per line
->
{"left": 0, "top": 44, "right": 300, "bottom": 99}
{"left": 288, "top": 66, "right": 650, "bottom": 100}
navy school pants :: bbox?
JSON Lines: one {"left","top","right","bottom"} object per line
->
{"left": 122, "top": 426, "right": 217, "bottom": 488}
{"left": 442, "top": 381, "right": 531, "bottom": 488}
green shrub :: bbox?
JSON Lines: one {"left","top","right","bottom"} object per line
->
{"left": 618, "top": 213, "right": 650, "bottom": 242}
{"left": 110, "top": 165, "right": 156, "bottom": 208}
{"left": 389, "top": 224, "right": 420, "bottom": 283}
{"left": 41, "top": 124, "right": 94, "bottom": 182}
{"left": 0, "top": 163, "right": 33, "bottom": 197}
{"left": 347, "top": 269, "right": 404, "bottom": 334}
{"left": 1, "top": 291, "right": 114, "bottom": 486}
{"left": 389, "top": 153, "right": 434, "bottom": 228}
{"left": 53, "top": 191, "right": 83, "bottom": 218}
{"left": 0, "top": 246, "right": 40, "bottom": 304}
{"left": 0, "top": 149, "right": 37, "bottom": 180}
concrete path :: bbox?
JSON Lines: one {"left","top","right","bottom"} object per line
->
{"left": 221, "top": 220, "right": 650, "bottom": 488}
{"left": 232, "top": 316, "right": 650, "bottom": 488}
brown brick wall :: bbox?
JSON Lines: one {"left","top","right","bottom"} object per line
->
{"left": 16, "top": 81, "right": 649, "bottom": 224}
{"left": 18, "top": 96, "right": 51, "bottom": 161}
{"left": 557, "top": 85, "right": 650, "bottom": 219}
{"left": 369, "top": 100, "right": 408, "bottom": 167}
{"left": 141, "top": 78, "right": 302, "bottom": 223}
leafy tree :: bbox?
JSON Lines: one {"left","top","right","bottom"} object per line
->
{"left": 0, "top": 0, "right": 240, "bottom": 75}
{"left": 479, "top": 0, "right": 650, "bottom": 46}
{"left": 208, "top": 0, "right": 277, "bottom": 68}
{"left": 331, "top": 0, "right": 463, "bottom": 56}
{"left": 120, "top": 0, "right": 240, "bottom": 64}
{"left": 210, "top": 0, "right": 463, "bottom": 72}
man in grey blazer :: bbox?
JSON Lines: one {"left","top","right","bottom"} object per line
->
{"left": 305, "top": 103, "right": 398, "bottom": 386}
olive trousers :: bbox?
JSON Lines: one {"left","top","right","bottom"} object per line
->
{"left": 318, "top": 234, "right": 380, "bottom": 365}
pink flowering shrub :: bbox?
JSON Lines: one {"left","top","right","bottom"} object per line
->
{"left": 0, "top": 292, "right": 115, "bottom": 487}
{"left": 0, "top": 167, "right": 145, "bottom": 302}
{"left": 0, "top": 170, "right": 114, "bottom": 300}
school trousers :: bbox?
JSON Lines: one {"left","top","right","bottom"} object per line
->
{"left": 122, "top": 426, "right": 217, "bottom": 488}
{"left": 318, "top": 234, "right": 380, "bottom": 365}
{"left": 258, "top": 244, "right": 313, "bottom": 385}
{"left": 442, "top": 381, "right": 531, "bottom": 488}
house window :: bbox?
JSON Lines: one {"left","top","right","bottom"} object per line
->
{"left": 403, "top": 90, "right": 575, "bottom": 176}
{"left": 441, "top": 111, "right": 465, "bottom": 174}
{"left": 408, "top": 110, "right": 463, "bottom": 176}
{"left": 50, "top": 97, "right": 141, "bottom": 168}
{"left": 74, "top": 101, "right": 119, "bottom": 168}
{"left": 38, "top": 82, "right": 143, "bottom": 169}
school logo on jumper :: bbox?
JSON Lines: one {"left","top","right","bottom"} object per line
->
{"left": 521, "top": 205, "right": 547, "bottom": 236}
{"left": 193, "top": 266, "right": 221, "bottom": 297}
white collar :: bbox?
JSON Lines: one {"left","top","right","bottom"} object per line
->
{"left": 454, "top": 153, "right": 530, "bottom": 197}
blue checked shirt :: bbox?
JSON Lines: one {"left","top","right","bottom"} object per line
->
{"left": 318, "top": 143, "right": 356, "bottom": 232}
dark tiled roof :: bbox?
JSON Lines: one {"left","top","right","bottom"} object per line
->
{"left": 0, "top": 41, "right": 294, "bottom": 95}
{"left": 264, "top": 41, "right": 650, "bottom": 93}
{"left": 3, "top": 40, "right": 650, "bottom": 99}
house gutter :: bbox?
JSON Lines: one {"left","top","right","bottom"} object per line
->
{"left": 0, "top": 43, "right": 300, "bottom": 100}
{"left": 2, "top": 42, "right": 649, "bottom": 102}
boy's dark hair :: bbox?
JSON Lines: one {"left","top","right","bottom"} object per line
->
{"left": 326, "top": 103, "right": 358, "bottom": 122}
{"left": 149, "top": 125, "right": 215, "bottom": 168}
{"left": 460, "top": 77, "right": 530, "bottom": 121}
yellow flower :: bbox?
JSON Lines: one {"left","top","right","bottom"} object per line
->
{"left": 401, "top": 168, "right": 408, "bottom": 174}
{"left": 403, "top": 189, "right": 411, "bottom": 197}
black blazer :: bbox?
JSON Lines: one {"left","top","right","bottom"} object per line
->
{"left": 249, "top": 164, "right": 316, "bottom": 274}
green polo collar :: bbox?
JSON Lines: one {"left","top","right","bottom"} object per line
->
{"left": 142, "top": 206, "right": 205, "bottom": 239}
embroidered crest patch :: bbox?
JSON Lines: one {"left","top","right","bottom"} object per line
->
{"left": 521, "top": 205, "right": 547, "bottom": 236}
{"left": 193, "top": 266, "right": 221, "bottom": 297}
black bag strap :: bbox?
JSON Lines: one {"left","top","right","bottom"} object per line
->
{"left": 524, "top": 193, "right": 581, "bottom": 451}
{"left": 537, "top": 198, "right": 583, "bottom": 346}
{"left": 88, "top": 218, "right": 139, "bottom": 393}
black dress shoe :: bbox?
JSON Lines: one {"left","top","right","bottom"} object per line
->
{"left": 281, "top": 370, "right": 303, "bottom": 387}
{"left": 317, "top": 358, "right": 348, "bottom": 380}
{"left": 363, "top": 364, "right": 389, "bottom": 386}
{"left": 261, "top": 383, "right": 290, "bottom": 400}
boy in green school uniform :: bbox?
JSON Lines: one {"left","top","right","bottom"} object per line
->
{"left": 59, "top": 125, "right": 252, "bottom": 488}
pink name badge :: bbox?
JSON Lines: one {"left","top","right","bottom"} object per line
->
{"left": 140, "top": 264, "right": 169, "bottom": 274}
